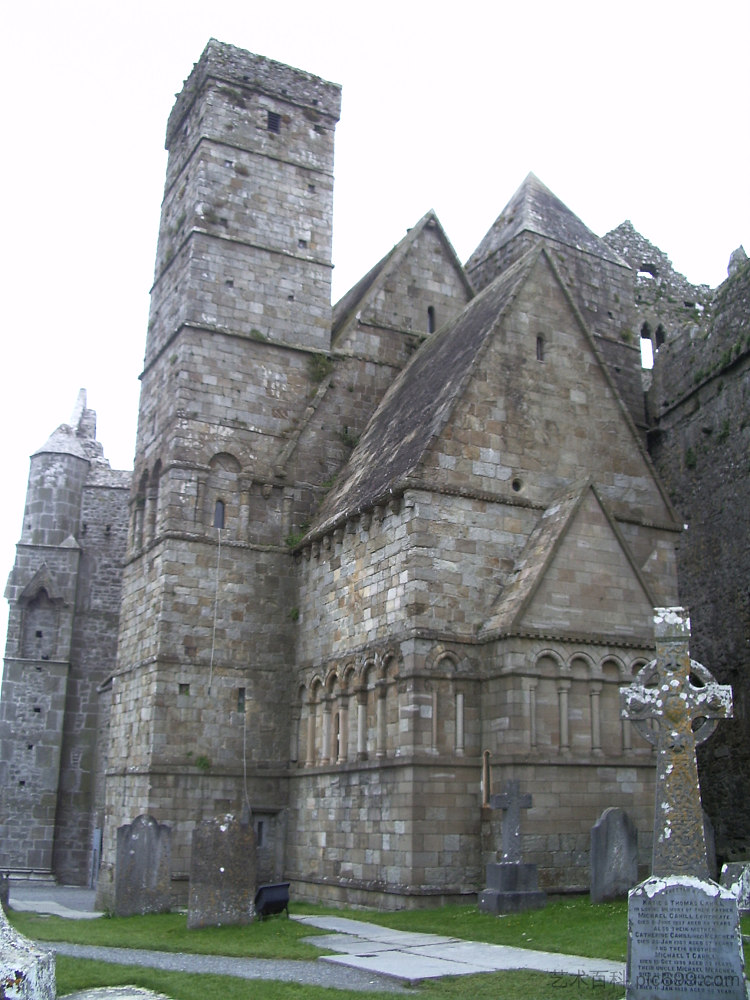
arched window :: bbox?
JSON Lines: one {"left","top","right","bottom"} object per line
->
{"left": 427, "top": 306, "right": 436, "bottom": 334}
{"left": 207, "top": 453, "right": 240, "bottom": 535}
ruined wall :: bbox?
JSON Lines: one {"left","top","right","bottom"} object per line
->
{"left": 647, "top": 258, "right": 750, "bottom": 861}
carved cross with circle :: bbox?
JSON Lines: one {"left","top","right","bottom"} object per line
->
{"left": 620, "top": 607, "right": 733, "bottom": 879}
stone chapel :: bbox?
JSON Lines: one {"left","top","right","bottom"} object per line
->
{"left": 2, "top": 39, "right": 747, "bottom": 908}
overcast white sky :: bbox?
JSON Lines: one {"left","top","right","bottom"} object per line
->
{"left": 1, "top": 0, "right": 748, "bottom": 660}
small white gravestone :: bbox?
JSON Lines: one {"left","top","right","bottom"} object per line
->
{"left": 0, "top": 903, "right": 55, "bottom": 999}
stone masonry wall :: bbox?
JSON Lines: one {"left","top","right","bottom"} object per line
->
{"left": 647, "top": 259, "right": 750, "bottom": 861}
{"left": 52, "top": 473, "right": 130, "bottom": 884}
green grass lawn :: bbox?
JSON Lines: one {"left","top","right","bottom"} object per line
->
{"left": 9, "top": 898, "right": 749, "bottom": 999}
{"left": 54, "top": 955, "right": 628, "bottom": 1000}
{"left": 10, "top": 896, "right": 627, "bottom": 962}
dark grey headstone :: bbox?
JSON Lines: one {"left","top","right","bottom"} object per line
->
{"left": 0, "top": 872, "right": 9, "bottom": 911}
{"left": 590, "top": 807, "right": 638, "bottom": 903}
{"left": 187, "top": 814, "right": 257, "bottom": 929}
{"left": 478, "top": 862, "right": 546, "bottom": 914}
{"left": 114, "top": 815, "right": 171, "bottom": 917}
{"left": 626, "top": 876, "right": 746, "bottom": 999}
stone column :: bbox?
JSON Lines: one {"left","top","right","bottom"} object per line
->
{"left": 376, "top": 682, "right": 387, "bottom": 758}
{"left": 337, "top": 694, "right": 349, "bottom": 763}
{"left": 431, "top": 686, "right": 438, "bottom": 753}
{"left": 320, "top": 699, "right": 331, "bottom": 765}
{"left": 290, "top": 707, "right": 301, "bottom": 763}
{"left": 590, "top": 682, "right": 602, "bottom": 754}
{"left": 305, "top": 696, "right": 317, "bottom": 767}
{"left": 455, "top": 691, "right": 465, "bottom": 755}
{"left": 558, "top": 679, "right": 571, "bottom": 752}
{"left": 356, "top": 689, "right": 367, "bottom": 760}
{"left": 524, "top": 677, "right": 538, "bottom": 749}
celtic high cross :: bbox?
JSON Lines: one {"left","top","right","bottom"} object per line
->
{"left": 620, "top": 607, "right": 733, "bottom": 879}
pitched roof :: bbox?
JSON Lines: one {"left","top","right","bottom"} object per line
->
{"left": 481, "top": 480, "right": 656, "bottom": 638}
{"left": 311, "top": 248, "right": 537, "bottom": 537}
{"left": 331, "top": 210, "right": 473, "bottom": 345}
{"left": 466, "top": 172, "right": 628, "bottom": 279}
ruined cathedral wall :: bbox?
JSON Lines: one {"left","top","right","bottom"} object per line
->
{"left": 648, "top": 261, "right": 750, "bottom": 859}
{"left": 114, "top": 539, "right": 295, "bottom": 766}
{"left": 295, "top": 500, "right": 411, "bottom": 665}
{"left": 52, "top": 473, "right": 130, "bottom": 884}
{"left": 287, "top": 759, "right": 482, "bottom": 909}
{"left": 480, "top": 640, "right": 657, "bottom": 888}
{"left": 295, "top": 489, "right": 538, "bottom": 668}
{"left": 484, "top": 761, "right": 655, "bottom": 889}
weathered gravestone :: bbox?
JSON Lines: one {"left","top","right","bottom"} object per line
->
{"left": 188, "top": 813, "right": 257, "bottom": 928}
{"left": 478, "top": 778, "right": 546, "bottom": 914}
{"left": 721, "top": 863, "right": 750, "bottom": 917}
{"left": 590, "top": 807, "right": 638, "bottom": 903}
{"left": 0, "top": 889, "right": 55, "bottom": 999}
{"left": 114, "top": 815, "right": 171, "bottom": 917}
{"left": 620, "top": 608, "right": 746, "bottom": 1000}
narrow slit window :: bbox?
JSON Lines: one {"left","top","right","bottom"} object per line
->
{"left": 536, "top": 335, "right": 545, "bottom": 361}
{"left": 427, "top": 306, "right": 436, "bottom": 334}
{"left": 267, "top": 110, "right": 281, "bottom": 134}
{"left": 640, "top": 322, "right": 654, "bottom": 369}
{"left": 213, "top": 500, "right": 225, "bottom": 530}
{"left": 237, "top": 688, "right": 246, "bottom": 712}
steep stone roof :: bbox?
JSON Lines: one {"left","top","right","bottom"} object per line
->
{"left": 312, "top": 248, "right": 537, "bottom": 536}
{"left": 331, "top": 210, "right": 473, "bottom": 345}
{"left": 466, "top": 172, "right": 627, "bottom": 278}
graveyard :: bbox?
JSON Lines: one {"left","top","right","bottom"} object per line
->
{"left": 3, "top": 894, "right": 750, "bottom": 999}
{"left": 1, "top": 33, "right": 748, "bottom": 1000}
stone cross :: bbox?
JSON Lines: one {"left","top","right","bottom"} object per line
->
{"left": 489, "top": 779, "right": 532, "bottom": 863}
{"left": 620, "top": 607, "right": 733, "bottom": 880}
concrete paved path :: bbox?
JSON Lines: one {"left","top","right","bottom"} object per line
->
{"left": 294, "top": 914, "right": 626, "bottom": 985}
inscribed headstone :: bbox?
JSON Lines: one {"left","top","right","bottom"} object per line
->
{"left": 187, "top": 813, "right": 257, "bottom": 928}
{"left": 590, "top": 807, "right": 638, "bottom": 903}
{"left": 114, "top": 815, "right": 171, "bottom": 917}
{"left": 627, "top": 878, "right": 745, "bottom": 999}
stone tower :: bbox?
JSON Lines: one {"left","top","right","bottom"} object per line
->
{"left": 0, "top": 391, "right": 129, "bottom": 883}
{"left": 97, "top": 42, "right": 342, "bottom": 901}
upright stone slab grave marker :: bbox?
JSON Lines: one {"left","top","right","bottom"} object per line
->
{"left": 0, "top": 899, "right": 55, "bottom": 1000}
{"left": 114, "top": 815, "right": 172, "bottom": 917}
{"left": 620, "top": 607, "right": 746, "bottom": 1000}
{"left": 188, "top": 813, "right": 257, "bottom": 929}
{"left": 721, "top": 863, "right": 750, "bottom": 917}
{"left": 478, "top": 778, "right": 546, "bottom": 914}
{"left": 590, "top": 807, "right": 638, "bottom": 903}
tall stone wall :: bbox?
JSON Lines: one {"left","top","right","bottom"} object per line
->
{"left": 0, "top": 402, "right": 130, "bottom": 883}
